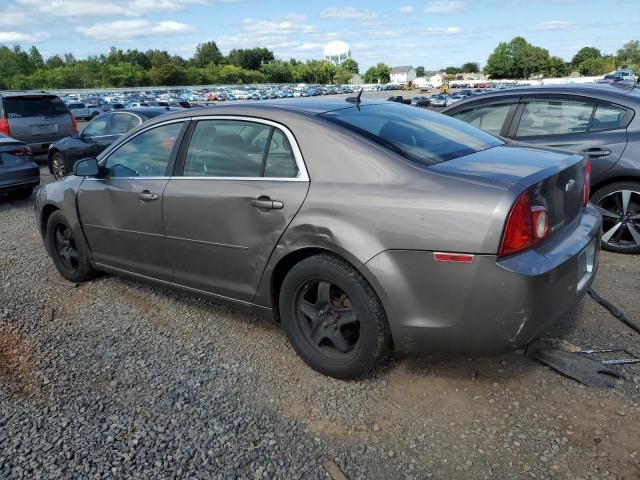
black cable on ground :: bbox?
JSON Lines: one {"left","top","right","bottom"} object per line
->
{"left": 588, "top": 288, "right": 640, "bottom": 335}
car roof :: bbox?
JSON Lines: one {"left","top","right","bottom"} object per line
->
{"left": 0, "top": 90, "right": 57, "bottom": 98}
{"left": 104, "top": 107, "right": 183, "bottom": 117}
{"left": 443, "top": 83, "right": 640, "bottom": 110}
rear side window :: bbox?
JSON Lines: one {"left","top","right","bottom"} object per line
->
{"left": 320, "top": 103, "right": 503, "bottom": 166}
{"left": 3, "top": 96, "right": 69, "bottom": 118}
{"left": 515, "top": 100, "right": 594, "bottom": 137}
{"left": 264, "top": 130, "right": 298, "bottom": 178}
{"left": 590, "top": 104, "right": 626, "bottom": 131}
{"left": 450, "top": 103, "right": 512, "bottom": 135}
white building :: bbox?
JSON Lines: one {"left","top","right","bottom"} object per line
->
{"left": 390, "top": 66, "right": 416, "bottom": 84}
{"left": 323, "top": 41, "right": 351, "bottom": 66}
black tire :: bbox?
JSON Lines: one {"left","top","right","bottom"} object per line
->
{"left": 591, "top": 182, "right": 640, "bottom": 254}
{"left": 279, "top": 254, "right": 391, "bottom": 379}
{"left": 50, "top": 152, "right": 67, "bottom": 180}
{"left": 46, "top": 211, "right": 95, "bottom": 283}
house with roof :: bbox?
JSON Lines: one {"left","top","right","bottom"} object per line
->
{"left": 390, "top": 66, "right": 417, "bottom": 84}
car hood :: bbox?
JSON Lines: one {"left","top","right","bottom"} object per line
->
{"left": 429, "top": 142, "right": 584, "bottom": 188}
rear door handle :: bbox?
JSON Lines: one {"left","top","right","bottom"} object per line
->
{"left": 251, "top": 197, "right": 284, "bottom": 210}
{"left": 583, "top": 148, "right": 611, "bottom": 157}
{"left": 138, "top": 190, "right": 159, "bottom": 202}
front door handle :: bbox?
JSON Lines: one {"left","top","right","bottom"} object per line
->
{"left": 251, "top": 197, "right": 284, "bottom": 210}
{"left": 138, "top": 190, "right": 159, "bottom": 202}
{"left": 583, "top": 148, "right": 611, "bottom": 157}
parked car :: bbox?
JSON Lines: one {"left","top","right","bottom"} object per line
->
{"left": 429, "top": 94, "right": 449, "bottom": 107}
{"left": 68, "top": 103, "right": 102, "bottom": 121}
{"left": 442, "top": 83, "right": 640, "bottom": 253}
{"left": 0, "top": 91, "right": 76, "bottom": 155}
{"left": 0, "top": 133, "right": 39, "bottom": 198}
{"left": 411, "top": 96, "right": 430, "bottom": 108}
{"left": 48, "top": 108, "right": 180, "bottom": 179}
{"left": 387, "top": 96, "right": 411, "bottom": 104}
{"left": 36, "top": 99, "right": 600, "bottom": 378}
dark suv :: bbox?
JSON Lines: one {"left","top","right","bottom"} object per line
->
{"left": 0, "top": 92, "right": 76, "bottom": 155}
{"left": 442, "top": 83, "right": 640, "bottom": 254}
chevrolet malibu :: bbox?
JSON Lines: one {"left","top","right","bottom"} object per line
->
{"left": 35, "top": 99, "right": 601, "bottom": 379}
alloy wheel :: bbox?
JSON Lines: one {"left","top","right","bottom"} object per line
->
{"left": 52, "top": 223, "right": 80, "bottom": 272}
{"left": 295, "top": 279, "right": 361, "bottom": 358}
{"left": 51, "top": 154, "right": 66, "bottom": 179}
{"left": 595, "top": 189, "right": 640, "bottom": 249}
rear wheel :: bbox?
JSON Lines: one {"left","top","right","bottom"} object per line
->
{"left": 50, "top": 152, "right": 66, "bottom": 180}
{"left": 591, "top": 182, "right": 640, "bottom": 254}
{"left": 279, "top": 254, "right": 391, "bottom": 379}
{"left": 46, "top": 211, "right": 94, "bottom": 283}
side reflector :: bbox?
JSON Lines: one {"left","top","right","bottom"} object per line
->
{"left": 433, "top": 252, "right": 474, "bottom": 263}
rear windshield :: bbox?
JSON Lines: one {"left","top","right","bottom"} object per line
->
{"left": 320, "top": 103, "right": 503, "bottom": 166}
{"left": 3, "top": 95, "right": 69, "bottom": 118}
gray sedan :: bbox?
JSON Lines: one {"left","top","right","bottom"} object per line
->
{"left": 0, "top": 133, "right": 39, "bottom": 198}
{"left": 35, "top": 99, "right": 601, "bottom": 378}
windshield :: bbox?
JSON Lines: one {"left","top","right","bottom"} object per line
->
{"left": 320, "top": 103, "right": 503, "bottom": 166}
{"left": 3, "top": 95, "right": 69, "bottom": 118}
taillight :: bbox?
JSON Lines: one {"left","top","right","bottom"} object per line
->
{"left": 0, "top": 118, "right": 10, "bottom": 137}
{"left": 9, "top": 146, "right": 33, "bottom": 156}
{"left": 583, "top": 158, "right": 591, "bottom": 206}
{"left": 70, "top": 115, "right": 78, "bottom": 134}
{"left": 499, "top": 191, "right": 549, "bottom": 257}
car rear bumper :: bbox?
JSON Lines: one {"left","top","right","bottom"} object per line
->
{"left": 0, "top": 162, "right": 40, "bottom": 191}
{"left": 363, "top": 204, "right": 602, "bottom": 354}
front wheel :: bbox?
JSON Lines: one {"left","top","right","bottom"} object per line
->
{"left": 50, "top": 152, "right": 66, "bottom": 180}
{"left": 46, "top": 211, "right": 95, "bottom": 283}
{"left": 592, "top": 182, "right": 640, "bottom": 254}
{"left": 279, "top": 254, "right": 391, "bottom": 379}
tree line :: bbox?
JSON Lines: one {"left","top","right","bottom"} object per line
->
{"left": 485, "top": 38, "right": 640, "bottom": 79}
{"left": 0, "top": 38, "right": 638, "bottom": 89}
{"left": 0, "top": 41, "right": 360, "bottom": 89}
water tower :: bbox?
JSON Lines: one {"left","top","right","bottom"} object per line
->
{"left": 323, "top": 41, "right": 351, "bottom": 65}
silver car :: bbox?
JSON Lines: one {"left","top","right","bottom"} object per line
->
{"left": 35, "top": 99, "right": 601, "bottom": 378}
{"left": 0, "top": 92, "right": 75, "bottom": 155}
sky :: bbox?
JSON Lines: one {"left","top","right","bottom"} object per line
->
{"left": 0, "top": 0, "right": 638, "bottom": 70}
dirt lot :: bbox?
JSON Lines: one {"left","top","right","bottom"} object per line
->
{"left": 1, "top": 166, "right": 639, "bottom": 479}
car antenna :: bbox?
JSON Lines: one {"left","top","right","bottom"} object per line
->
{"left": 346, "top": 88, "right": 364, "bottom": 104}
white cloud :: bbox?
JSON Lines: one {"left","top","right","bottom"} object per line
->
{"left": 295, "top": 43, "right": 324, "bottom": 51}
{"left": 16, "top": 0, "right": 209, "bottom": 17}
{"left": 216, "top": 14, "right": 316, "bottom": 51}
{"left": 242, "top": 15, "right": 316, "bottom": 35}
{"left": 424, "top": 1, "right": 466, "bottom": 14}
{"left": 399, "top": 5, "right": 415, "bottom": 13}
{"left": 0, "top": 10, "right": 28, "bottom": 26}
{"left": 0, "top": 31, "right": 50, "bottom": 43}
{"left": 535, "top": 20, "right": 576, "bottom": 31}
{"left": 424, "top": 26, "right": 461, "bottom": 35}
{"left": 76, "top": 20, "right": 194, "bottom": 40}
{"left": 320, "top": 7, "right": 378, "bottom": 20}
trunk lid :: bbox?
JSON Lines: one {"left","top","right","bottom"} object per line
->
{"left": 430, "top": 142, "right": 587, "bottom": 237}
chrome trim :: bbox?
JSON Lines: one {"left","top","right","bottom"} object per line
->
{"left": 165, "top": 235, "right": 248, "bottom": 250}
{"left": 84, "top": 177, "right": 170, "bottom": 181}
{"left": 84, "top": 223, "right": 164, "bottom": 238}
{"left": 93, "top": 262, "right": 253, "bottom": 307}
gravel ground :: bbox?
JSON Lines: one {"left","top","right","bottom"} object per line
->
{"left": 1, "top": 167, "right": 639, "bottom": 480}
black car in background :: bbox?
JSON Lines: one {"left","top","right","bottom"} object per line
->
{"left": 442, "top": 83, "right": 640, "bottom": 254}
{"left": 0, "top": 133, "right": 39, "bottom": 198}
{"left": 48, "top": 107, "right": 181, "bottom": 179}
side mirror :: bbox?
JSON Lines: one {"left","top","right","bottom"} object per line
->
{"left": 74, "top": 157, "right": 99, "bottom": 177}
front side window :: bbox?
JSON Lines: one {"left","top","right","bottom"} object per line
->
{"left": 103, "top": 122, "right": 183, "bottom": 178}
{"left": 183, "top": 120, "right": 299, "bottom": 178}
{"left": 450, "top": 103, "right": 512, "bottom": 135}
{"left": 321, "top": 103, "right": 503, "bottom": 166}
{"left": 515, "top": 99, "right": 594, "bottom": 137}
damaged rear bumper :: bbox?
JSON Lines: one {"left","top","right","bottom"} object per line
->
{"left": 363, "top": 204, "right": 601, "bottom": 355}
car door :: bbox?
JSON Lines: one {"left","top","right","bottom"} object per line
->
{"left": 507, "top": 96, "right": 629, "bottom": 180}
{"left": 77, "top": 119, "right": 187, "bottom": 279}
{"left": 76, "top": 115, "right": 112, "bottom": 161}
{"left": 162, "top": 117, "right": 310, "bottom": 302}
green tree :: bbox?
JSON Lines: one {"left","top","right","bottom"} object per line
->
{"left": 415, "top": 66, "right": 425, "bottom": 77}
{"left": 616, "top": 40, "right": 640, "bottom": 68}
{"left": 571, "top": 46, "right": 601, "bottom": 67}
{"left": 363, "top": 63, "right": 391, "bottom": 84}
{"left": 545, "top": 56, "right": 569, "bottom": 77}
{"left": 226, "top": 48, "right": 274, "bottom": 71}
{"left": 193, "top": 41, "right": 223, "bottom": 67}
{"left": 485, "top": 37, "right": 550, "bottom": 79}
{"left": 28, "top": 46, "right": 44, "bottom": 70}
{"left": 334, "top": 68, "right": 353, "bottom": 84}
{"left": 578, "top": 57, "right": 609, "bottom": 76}
{"left": 341, "top": 58, "right": 359, "bottom": 74}
{"left": 444, "top": 66, "right": 459, "bottom": 75}
{"left": 260, "top": 60, "right": 295, "bottom": 83}
{"left": 460, "top": 62, "right": 479, "bottom": 73}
